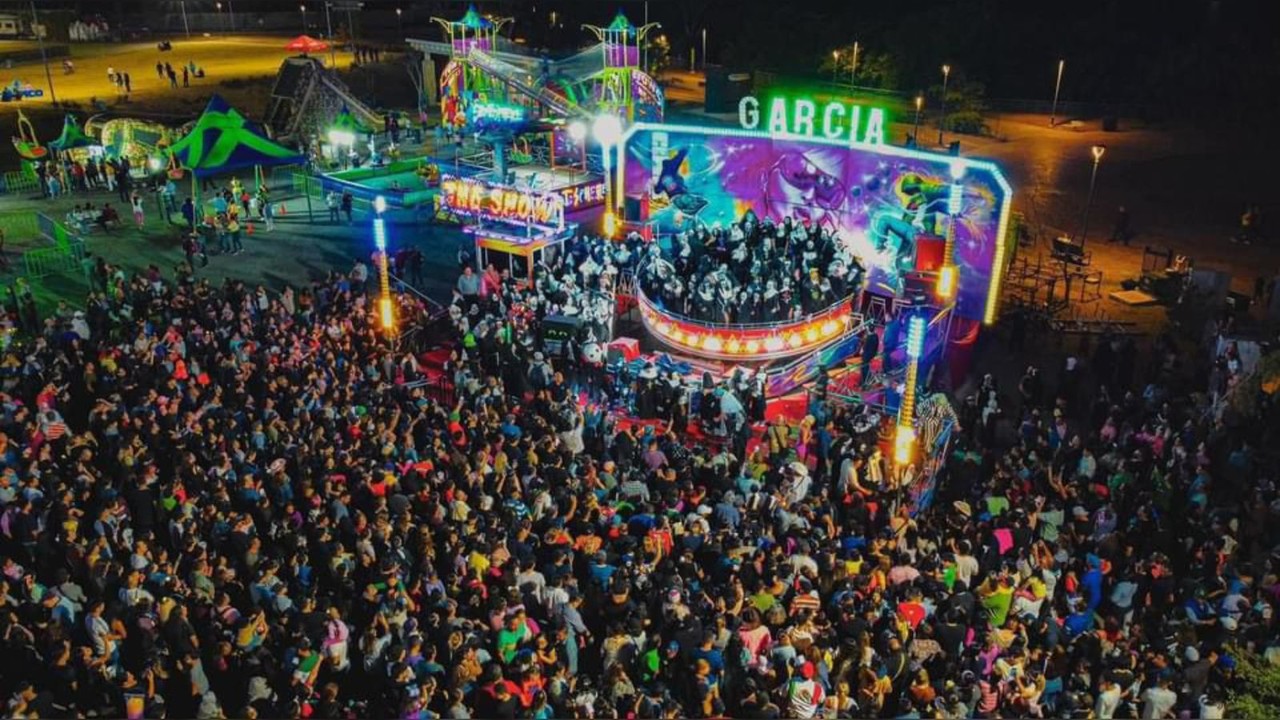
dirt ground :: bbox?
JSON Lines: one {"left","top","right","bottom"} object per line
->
{"left": 0, "top": 35, "right": 418, "bottom": 165}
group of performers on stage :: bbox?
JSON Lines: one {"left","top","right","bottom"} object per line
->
{"left": 638, "top": 211, "right": 865, "bottom": 325}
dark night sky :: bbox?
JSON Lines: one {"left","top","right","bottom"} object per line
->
{"left": 21, "top": 0, "right": 1280, "bottom": 120}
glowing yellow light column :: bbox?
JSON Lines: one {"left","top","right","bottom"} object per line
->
{"left": 894, "top": 314, "right": 926, "bottom": 465}
{"left": 373, "top": 196, "right": 395, "bottom": 334}
{"left": 937, "top": 160, "right": 965, "bottom": 299}
{"left": 593, "top": 114, "right": 624, "bottom": 237}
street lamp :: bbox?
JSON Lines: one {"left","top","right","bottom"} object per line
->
{"left": 396, "top": 7, "right": 403, "bottom": 38}
{"left": 701, "top": 28, "right": 707, "bottom": 70}
{"left": 324, "top": 2, "right": 335, "bottom": 66}
{"left": 831, "top": 50, "right": 839, "bottom": 82}
{"left": 1078, "top": 145, "right": 1106, "bottom": 247}
{"left": 912, "top": 94, "right": 923, "bottom": 145}
{"left": 850, "top": 40, "right": 859, "bottom": 87}
{"left": 592, "top": 114, "right": 623, "bottom": 237}
{"left": 215, "top": 1, "right": 223, "bottom": 32}
{"left": 937, "top": 64, "right": 951, "bottom": 147}
{"left": 300, "top": 4, "right": 307, "bottom": 33}
{"left": 1050, "top": 59, "right": 1065, "bottom": 127}
{"left": 29, "top": 1, "right": 55, "bottom": 105}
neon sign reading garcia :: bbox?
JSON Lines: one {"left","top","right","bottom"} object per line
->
{"left": 739, "top": 95, "right": 887, "bottom": 146}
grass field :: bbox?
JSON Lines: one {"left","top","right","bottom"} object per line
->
{"left": 0, "top": 36, "right": 351, "bottom": 117}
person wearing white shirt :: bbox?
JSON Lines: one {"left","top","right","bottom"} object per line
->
{"left": 1095, "top": 679, "right": 1122, "bottom": 719}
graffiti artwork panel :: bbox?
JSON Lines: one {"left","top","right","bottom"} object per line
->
{"left": 622, "top": 126, "right": 1010, "bottom": 320}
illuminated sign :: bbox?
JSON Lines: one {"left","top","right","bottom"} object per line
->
{"left": 440, "top": 175, "right": 565, "bottom": 228}
{"left": 738, "top": 94, "right": 887, "bottom": 146}
{"left": 555, "top": 181, "right": 608, "bottom": 211}
{"left": 638, "top": 290, "right": 855, "bottom": 361}
{"left": 471, "top": 102, "right": 526, "bottom": 124}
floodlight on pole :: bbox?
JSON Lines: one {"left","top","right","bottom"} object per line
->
{"left": 373, "top": 196, "right": 394, "bottom": 332}
{"left": 593, "top": 114, "right": 624, "bottom": 236}
{"left": 1050, "top": 59, "right": 1065, "bottom": 127}
{"left": 938, "top": 64, "right": 951, "bottom": 147}
{"left": 912, "top": 94, "right": 923, "bottom": 144}
{"left": 300, "top": 4, "right": 307, "bottom": 33}
{"left": 1078, "top": 145, "right": 1106, "bottom": 247}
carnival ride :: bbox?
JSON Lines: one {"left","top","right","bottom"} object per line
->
{"left": 409, "top": 6, "right": 664, "bottom": 128}
{"left": 11, "top": 109, "right": 47, "bottom": 162}
{"left": 263, "top": 56, "right": 385, "bottom": 143}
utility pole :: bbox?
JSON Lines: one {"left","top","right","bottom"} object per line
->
{"left": 180, "top": 0, "right": 191, "bottom": 39}
{"left": 1050, "top": 59, "right": 1065, "bottom": 127}
{"left": 325, "top": 2, "right": 335, "bottom": 66}
{"left": 31, "top": 1, "right": 55, "bottom": 105}
{"left": 850, "top": 41, "right": 859, "bottom": 87}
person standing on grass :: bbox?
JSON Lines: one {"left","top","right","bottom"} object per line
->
{"left": 182, "top": 66, "right": 189, "bottom": 87}
{"left": 227, "top": 215, "right": 243, "bottom": 254}
{"left": 155, "top": 61, "right": 163, "bottom": 78}
{"left": 130, "top": 191, "right": 145, "bottom": 228}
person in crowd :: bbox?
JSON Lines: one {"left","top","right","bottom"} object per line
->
{"left": 0, "top": 207, "right": 1274, "bottom": 720}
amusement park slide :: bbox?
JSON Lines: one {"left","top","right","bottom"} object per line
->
{"left": 316, "top": 71, "right": 384, "bottom": 129}
{"left": 465, "top": 48, "right": 589, "bottom": 119}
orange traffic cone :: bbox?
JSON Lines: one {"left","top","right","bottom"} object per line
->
{"left": 278, "top": 203, "right": 288, "bottom": 215}
{"left": 246, "top": 222, "right": 255, "bottom": 235}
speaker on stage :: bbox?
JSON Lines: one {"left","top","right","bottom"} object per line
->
{"left": 902, "top": 272, "right": 934, "bottom": 304}
{"left": 914, "top": 235, "right": 945, "bottom": 272}
{"left": 542, "top": 315, "right": 583, "bottom": 355}
{"left": 624, "top": 196, "right": 643, "bottom": 223}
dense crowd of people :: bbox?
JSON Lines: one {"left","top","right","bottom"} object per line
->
{"left": 639, "top": 213, "right": 864, "bottom": 325}
{"left": 0, "top": 213, "right": 1276, "bottom": 720}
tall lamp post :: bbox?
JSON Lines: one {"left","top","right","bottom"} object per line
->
{"left": 831, "top": 50, "right": 839, "bottom": 82}
{"left": 850, "top": 40, "right": 859, "bottom": 87}
{"left": 215, "top": 1, "right": 223, "bottom": 32}
{"left": 300, "top": 4, "right": 308, "bottom": 33}
{"left": 373, "top": 196, "right": 395, "bottom": 334}
{"left": 1078, "top": 145, "right": 1106, "bottom": 247}
{"left": 937, "top": 64, "right": 951, "bottom": 147}
{"left": 396, "top": 8, "right": 403, "bottom": 39}
{"left": 1050, "top": 59, "right": 1065, "bottom": 127}
{"left": 226, "top": 1, "right": 235, "bottom": 32}
{"left": 179, "top": 0, "right": 191, "bottom": 38}
{"left": 593, "top": 114, "right": 623, "bottom": 237}
{"left": 701, "top": 28, "right": 707, "bottom": 70}
{"left": 324, "top": 2, "right": 336, "bottom": 66}
{"left": 912, "top": 94, "right": 923, "bottom": 144}
{"left": 30, "top": 1, "right": 55, "bottom": 105}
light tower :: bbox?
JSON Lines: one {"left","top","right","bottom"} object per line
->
{"left": 582, "top": 11, "right": 660, "bottom": 122}
{"left": 430, "top": 4, "right": 512, "bottom": 98}
{"left": 936, "top": 159, "right": 965, "bottom": 299}
{"left": 373, "top": 196, "right": 395, "bottom": 334}
{"left": 893, "top": 312, "right": 927, "bottom": 465}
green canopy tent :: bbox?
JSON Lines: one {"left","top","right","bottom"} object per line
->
{"left": 169, "top": 94, "right": 303, "bottom": 219}
{"left": 48, "top": 113, "right": 98, "bottom": 152}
